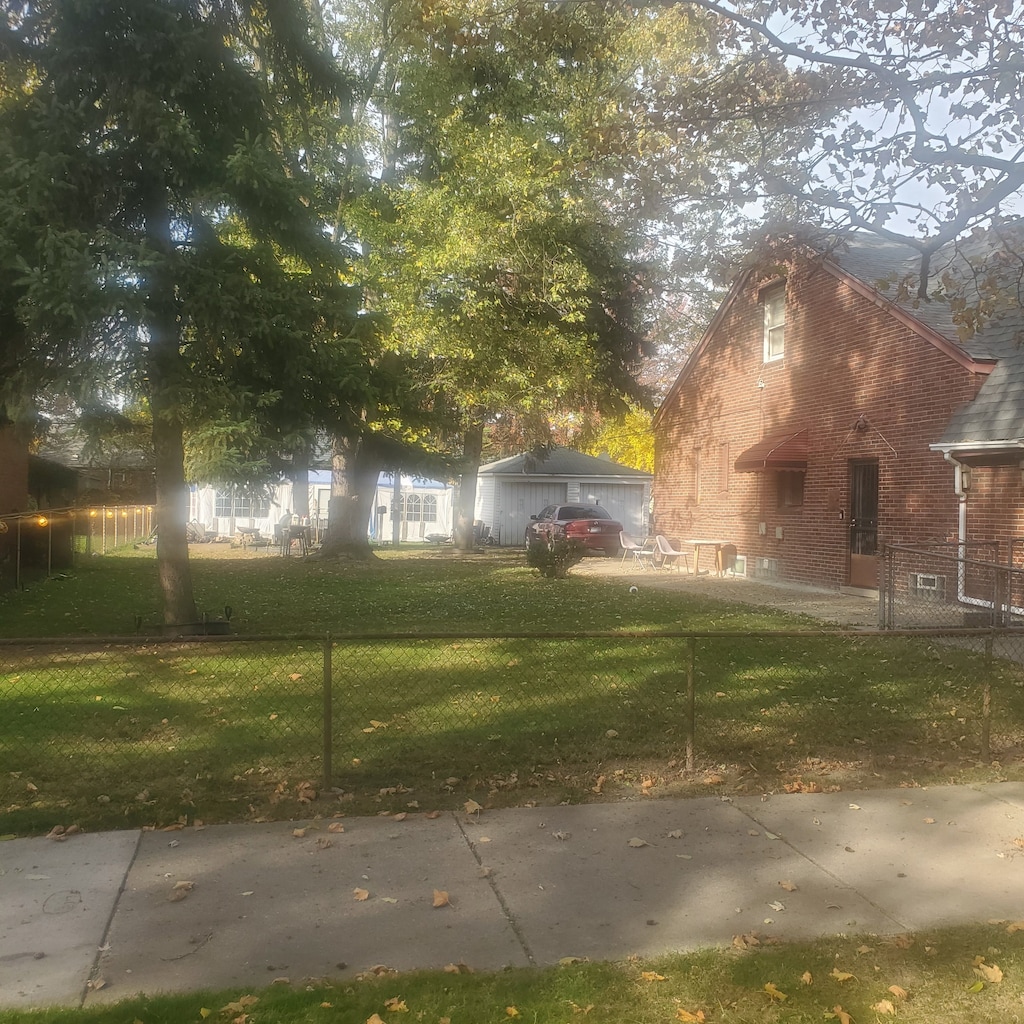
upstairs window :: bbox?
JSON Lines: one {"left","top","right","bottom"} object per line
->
{"left": 763, "top": 286, "right": 786, "bottom": 362}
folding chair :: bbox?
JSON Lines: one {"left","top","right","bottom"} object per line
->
{"left": 655, "top": 535, "right": 691, "bottom": 573}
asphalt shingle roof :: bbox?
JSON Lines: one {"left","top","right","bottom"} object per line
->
{"left": 479, "top": 447, "right": 651, "bottom": 478}
{"left": 827, "top": 230, "right": 1024, "bottom": 449}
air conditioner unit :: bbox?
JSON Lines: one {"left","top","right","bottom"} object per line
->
{"left": 909, "top": 572, "right": 946, "bottom": 599}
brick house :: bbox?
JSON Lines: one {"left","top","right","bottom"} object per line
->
{"left": 652, "top": 233, "right": 1024, "bottom": 594}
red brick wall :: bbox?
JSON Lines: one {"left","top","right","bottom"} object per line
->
{"left": 653, "top": 260, "right": 987, "bottom": 590}
{"left": 0, "top": 424, "right": 29, "bottom": 514}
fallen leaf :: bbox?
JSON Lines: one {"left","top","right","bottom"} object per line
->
{"left": 1006, "top": 921, "right": 1024, "bottom": 934}
{"left": 432, "top": 889, "right": 450, "bottom": 908}
{"left": 627, "top": 837, "right": 648, "bottom": 848}
{"left": 849, "top": 803, "right": 861, "bottom": 810}
{"left": 732, "top": 933, "right": 760, "bottom": 949}
{"left": 443, "top": 962, "right": 473, "bottom": 973}
{"left": 199, "top": 1010, "right": 212, "bottom": 1019}
{"left": 779, "top": 880, "right": 798, "bottom": 892}
{"left": 292, "top": 828, "right": 307, "bottom": 838}
{"left": 763, "top": 982, "right": 787, "bottom": 1002}
{"left": 464, "top": 799, "right": 483, "bottom": 815}
{"left": 873, "top": 999, "right": 896, "bottom": 1015}
{"left": 425, "top": 810, "right": 442, "bottom": 820}
{"left": 506, "top": 1007, "right": 519, "bottom": 1017}
{"left": 675, "top": 1009, "right": 705, "bottom": 1022}
{"left": 383, "top": 997, "right": 408, "bottom": 1011}
{"left": 856, "top": 944, "right": 873, "bottom": 954}
{"left": 967, "top": 979, "right": 985, "bottom": 993}
{"left": 974, "top": 962, "right": 1003, "bottom": 984}
{"left": 666, "top": 829, "right": 684, "bottom": 839}
{"left": 571, "top": 1002, "right": 595, "bottom": 1015}
{"left": 831, "top": 1005, "right": 852, "bottom": 1024}
{"left": 366, "top": 1015, "right": 386, "bottom": 1024}
{"left": 221, "top": 995, "right": 258, "bottom": 1013}
{"left": 289, "top": 673, "right": 302, "bottom": 681}
{"left": 353, "top": 888, "right": 370, "bottom": 901}
{"left": 167, "top": 880, "right": 194, "bottom": 902}
{"left": 559, "top": 956, "right": 587, "bottom": 965}
{"left": 768, "top": 900, "right": 785, "bottom": 912}
{"left": 640, "top": 971, "right": 666, "bottom": 982}
{"left": 392, "top": 812, "right": 408, "bottom": 822}
{"left": 591, "top": 775, "right": 606, "bottom": 794}
{"left": 800, "top": 971, "right": 813, "bottom": 985}
{"left": 328, "top": 822, "right": 345, "bottom": 833}
{"left": 891, "top": 935, "right": 914, "bottom": 949}
{"left": 887, "top": 985, "right": 908, "bottom": 1000}
{"left": 830, "top": 968, "right": 855, "bottom": 983}
{"left": 923, "top": 817, "right": 936, "bottom": 824}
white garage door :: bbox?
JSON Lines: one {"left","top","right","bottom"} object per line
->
{"left": 498, "top": 482, "right": 568, "bottom": 546}
{"left": 577, "top": 482, "right": 646, "bottom": 536}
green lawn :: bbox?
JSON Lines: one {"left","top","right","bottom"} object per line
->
{"left": 2, "top": 546, "right": 1024, "bottom": 834}
{"left": 5, "top": 923, "right": 1024, "bottom": 1024}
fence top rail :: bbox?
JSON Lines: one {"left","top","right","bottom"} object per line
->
{"left": 885, "top": 544, "right": 1019, "bottom": 572}
{"left": 0, "top": 626, "right": 1021, "bottom": 649}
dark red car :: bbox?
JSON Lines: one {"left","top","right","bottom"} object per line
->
{"left": 524, "top": 504, "right": 623, "bottom": 557}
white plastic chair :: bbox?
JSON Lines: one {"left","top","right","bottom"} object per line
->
{"left": 655, "top": 535, "right": 691, "bottom": 573}
{"left": 619, "top": 531, "right": 644, "bottom": 567}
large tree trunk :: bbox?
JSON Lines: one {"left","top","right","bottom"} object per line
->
{"left": 453, "top": 416, "right": 485, "bottom": 550}
{"left": 315, "top": 433, "right": 380, "bottom": 560}
{"left": 291, "top": 441, "right": 310, "bottom": 520}
{"left": 144, "top": 184, "right": 198, "bottom": 625}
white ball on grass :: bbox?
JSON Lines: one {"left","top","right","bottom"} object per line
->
{"left": 628, "top": 585, "right": 638, "bottom": 594}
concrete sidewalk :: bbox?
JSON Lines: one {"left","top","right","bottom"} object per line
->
{"left": 5, "top": 782, "right": 1024, "bottom": 1009}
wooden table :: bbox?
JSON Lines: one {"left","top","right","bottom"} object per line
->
{"left": 682, "top": 539, "right": 731, "bottom": 576}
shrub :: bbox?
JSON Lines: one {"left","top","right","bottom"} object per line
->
{"left": 526, "top": 536, "right": 586, "bottom": 579}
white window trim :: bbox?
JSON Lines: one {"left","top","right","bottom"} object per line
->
{"left": 762, "top": 287, "right": 786, "bottom": 363}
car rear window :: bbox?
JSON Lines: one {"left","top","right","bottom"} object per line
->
{"left": 560, "top": 506, "right": 612, "bottom": 520}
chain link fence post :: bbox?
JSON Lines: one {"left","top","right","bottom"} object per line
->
{"left": 685, "top": 636, "right": 696, "bottom": 774}
{"left": 322, "top": 633, "right": 333, "bottom": 790}
{"left": 981, "top": 632, "right": 993, "bottom": 762}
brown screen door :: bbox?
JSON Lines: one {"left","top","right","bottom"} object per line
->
{"left": 848, "top": 459, "right": 879, "bottom": 588}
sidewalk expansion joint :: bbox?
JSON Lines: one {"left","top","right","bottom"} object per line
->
{"left": 452, "top": 814, "right": 536, "bottom": 967}
{"left": 80, "top": 829, "right": 144, "bottom": 1008}
{"left": 732, "top": 803, "right": 911, "bottom": 933}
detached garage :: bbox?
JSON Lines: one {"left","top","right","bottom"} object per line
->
{"left": 476, "top": 448, "right": 652, "bottom": 546}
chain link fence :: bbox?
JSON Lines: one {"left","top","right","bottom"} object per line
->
{"left": 881, "top": 543, "right": 1024, "bottom": 642}
{"left": 4, "top": 628, "right": 1024, "bottom": 832}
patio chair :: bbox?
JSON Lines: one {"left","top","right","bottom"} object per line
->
{"left": 655, "top": 535, "right": 691, "bottom": 573}
{"left": 618, "top": 531, "right": 645, "bottom": 567}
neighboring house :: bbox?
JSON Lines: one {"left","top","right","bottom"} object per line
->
{"left": 652, "top": 232, "right": 1024, "bottom": 593}
{"left": 34, "top": 429, "right": 155, "bottom": 505}
{"left": 190, "top": 471, "right": 453, "bottom": 542}
{"left": 476, "top": 447, "right": 652, "bottom": 545}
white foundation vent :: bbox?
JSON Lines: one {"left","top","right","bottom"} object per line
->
{"left": 909, "top": 572, "right": 946, "bottom": 599}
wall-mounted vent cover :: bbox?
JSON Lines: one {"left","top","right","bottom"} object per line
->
{"left": 909, "top": 572, "right": 946, "bottom": 599}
